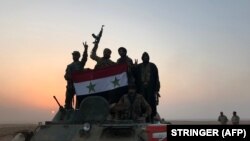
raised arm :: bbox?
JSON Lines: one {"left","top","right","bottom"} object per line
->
{"left": 91, "top": 25, "right": 104, "bottom": 61}
{"left": 90, "top": 43, "right": 101, "bottom": 61}
{"left": 81, "top": 41, "right": 88, "bottom": 67}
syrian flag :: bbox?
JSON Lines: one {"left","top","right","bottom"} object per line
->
{"left": 72, "top": 64, "right": 129, "bottom": 105}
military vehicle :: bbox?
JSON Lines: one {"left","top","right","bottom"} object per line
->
{"left": 12, "top": 25, "right": 167, "bottom": 141}
{"left": 12, "top": 95, "right": 167, "bottom": 141}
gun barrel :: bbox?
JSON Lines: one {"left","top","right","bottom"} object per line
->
{"left": 53, "top": 96, "right": 62, "bottom": 107}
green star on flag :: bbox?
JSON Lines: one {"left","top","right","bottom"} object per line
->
{"left": 111, "top": 77, "right": 120, "bottom": 88}
{"left": 86, "top": 81, "right": 96, "bottom": 93}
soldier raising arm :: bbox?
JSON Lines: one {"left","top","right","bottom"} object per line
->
{"left": 64, "top": 42, "right": 88, "bottom": 109}
{"left": 90, "top": 26, "right": 115, "bottom": 69}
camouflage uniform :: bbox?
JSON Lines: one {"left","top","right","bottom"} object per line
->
{"left": 117, "top": 56, "right": 135, "bottom": 84}
{"left": 64, "top": 49, "right": 87, "bottom": 109}
{"left": 90, "top": 44, "right": 115, "bottom": 69}
{"left": 116, "top": 93, "right": 152, "bottom": 121}
{"left": 117, "top": 56, "right": 133, "bottom": 66}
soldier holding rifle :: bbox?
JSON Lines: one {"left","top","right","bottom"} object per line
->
{"left": 90, "top": 25, "right": 116, "bottom": 69}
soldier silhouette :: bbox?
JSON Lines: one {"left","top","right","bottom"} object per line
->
{"left": 90, "top": 25, "right": 116, "bottom": 69}
{"left": 231, "top": 111, "right": 240, "bottom": 125}
{"left": 134, "top": 52, "right": 160, "bottom": 123}
{"left": 218, "top": 112, "right": 228, "bottom": 125}
{"left": 64, "top": 42, "right": 88, "bottom": 109}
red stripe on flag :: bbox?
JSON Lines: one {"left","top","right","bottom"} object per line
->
{"left": 146, "top": 124, "right": 167, "bottom": 141}
{"left": 72, "top": 63, "right": 128, "bottom": 82}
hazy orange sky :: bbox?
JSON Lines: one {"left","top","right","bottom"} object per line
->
{"left": 1, "top": 0, "right": 250, "bottom": 123}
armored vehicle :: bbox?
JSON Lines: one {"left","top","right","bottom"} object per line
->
{"left": 12, "top": 96, "right": 167, "bottom": 141}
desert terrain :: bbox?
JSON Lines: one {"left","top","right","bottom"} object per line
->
{"left": 0, "top": 124, "right": 37, "bottom": 141}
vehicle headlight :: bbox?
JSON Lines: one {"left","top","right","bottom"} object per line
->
{"left": 82, "top": 122, "right": 91, "bottom": 132}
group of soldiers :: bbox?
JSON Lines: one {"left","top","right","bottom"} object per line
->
{"left": 218, "top": 111, "right": 240, "bottom": 125}
{"left": 64, "top": 26, "right": 160, "bottom": 123}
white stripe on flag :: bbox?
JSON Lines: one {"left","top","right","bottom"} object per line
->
{"left": 74, "top": 72, "right": 128, "bottom": 96}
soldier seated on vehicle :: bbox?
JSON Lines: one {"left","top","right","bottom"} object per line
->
{"left": 110, "top": 84, "right": 152, "bottom": 122}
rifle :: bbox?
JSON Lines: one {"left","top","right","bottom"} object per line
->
{"left": 92, "top": 25, "right": 104, "bottom": 44}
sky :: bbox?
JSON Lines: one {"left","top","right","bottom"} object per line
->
{"left": 0, "top": 0, "right": 250, "bottom": 124}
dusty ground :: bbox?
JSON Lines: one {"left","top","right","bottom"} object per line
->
{"left": 0, "top": 121, "right": 249, "bottom": 141}
{"left": 0, "top": 124, "right": 37, "bottom": 141}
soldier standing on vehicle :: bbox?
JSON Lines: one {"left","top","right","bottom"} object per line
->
{"left": 90, "top": 25, "right": 116, "bottom": 69}
{"left": 134, "top": 52, "right": 160, "bottom": 123}
{"left": 117, "top": 47, "right": 135, "bottom": 85}
{"left": 64, "top": 42, "right": 88, "bottom": 109}
{"left": 117, "top": 47, "right": 133, "bottom": 66}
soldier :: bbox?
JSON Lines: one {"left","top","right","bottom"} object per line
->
{"left": 117, "top": 47, "right": 133, "bottom": 65}
{"left": 112, "top": 84, "right": 152, "bottom": 122}
{"left": 134, "top": 52, "right": 160, "bottom": 123}
{"left": 218, "top": 112, "right": 228, "bottom": 125}
{"left": 90, "top": 25, "right": 116, "bottom": 69}
{"left": 117, "top": 47, "right": 135, "bottom": 85}
{"left": 90, "top": 26, "right": 117, "bottom": 104}
{"left": 231, "top": 111, "right": 240, "bottom": 125}
{"left": 64, "top": 42, "right": 88, "bottom": 109}
{"left": 90, "top": 44, "right": 115, "bottom": 69}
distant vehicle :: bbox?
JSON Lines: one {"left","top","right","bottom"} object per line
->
{"left": 12, "top": 96, "right": 167, "bottom": 141}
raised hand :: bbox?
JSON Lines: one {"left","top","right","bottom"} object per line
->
{"left": 83, "top": 41, "right": 88, "bottom": 49}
